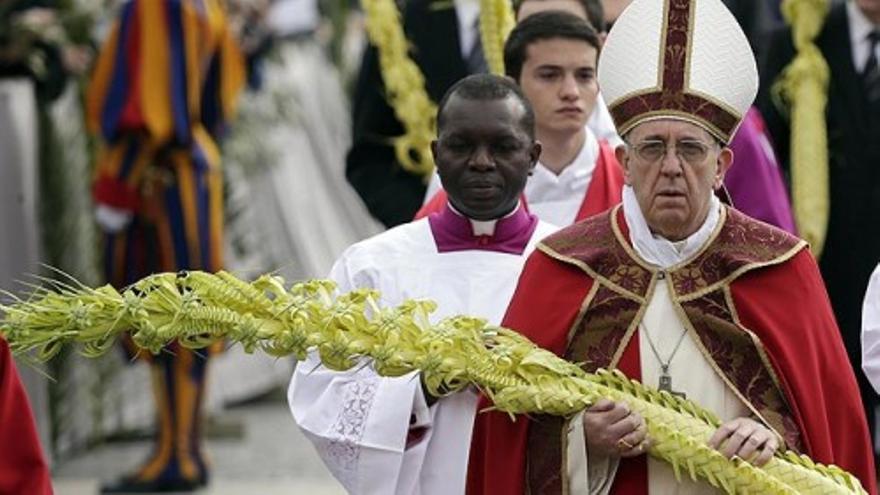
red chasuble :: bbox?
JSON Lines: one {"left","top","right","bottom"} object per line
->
{"left": 466, "top": 206, "right": 877, "bottom": 495}
{"left": 0, "top": 339, "right": 52, "bottom": 494}
{"left": 414, "top": 140, "right": 623, "bottom": 222}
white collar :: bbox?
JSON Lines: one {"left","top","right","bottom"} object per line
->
{"left": 848, "top": 1, "right": 879, "bottom": 71}
{"left": 529, "top": 127, "right": 599, "bottom": 189}
{"left": 447, "top": 201, "right": 521, "bottom": 236}
{"left": 622, "top": 185, "right": 721, "bottom": 269}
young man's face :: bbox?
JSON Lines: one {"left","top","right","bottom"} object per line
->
{"left": 518, "top": 38, "right": 599, "bottom": 139}
{"left": 432, "top": 95, "right": 541, "bottom": 220}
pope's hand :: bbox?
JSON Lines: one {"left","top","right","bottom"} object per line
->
{"left": 582, "top": 399, "right": 650, "bottom": 457}
{"left": 708, "top": 417, "right": 779, "bottom": 466}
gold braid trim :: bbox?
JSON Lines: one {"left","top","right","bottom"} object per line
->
{"left": 363, "top": 0, "right": 438, "bottom": 177}
{"left": 0, "top": 270, "right": 866, "bottom": 494}
{"left": 774, "top": 0, "right": 830, "bottom": 256}
{"left": 363, "top": 0, "right": 514, "bottom": 179}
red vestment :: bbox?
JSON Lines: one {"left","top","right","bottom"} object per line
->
{"left": 467, "top": 206, "right": 877, "bottom": 495}
{"left": 415, "top": 140, "right": 623, "bottom": 222}
{"left": 0, "top": 339, "right": 52, "bottom": 494}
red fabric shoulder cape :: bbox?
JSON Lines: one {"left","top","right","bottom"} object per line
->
{"left": 414, "top": 140, "right": 623, "bottom": 221}
{"left": 0, "top": 339, "right": 53, "bottom": 494}
{"left": 466, "top": 234, "right": 876, "bottom": 494}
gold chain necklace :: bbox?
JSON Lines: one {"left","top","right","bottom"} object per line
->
{"left": 362, "top": 0, "right": 514, "bottom": 179}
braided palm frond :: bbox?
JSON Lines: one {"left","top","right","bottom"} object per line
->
{"left": 775, "top": 0, "right": 831, "bottom": 256}
{"left": 362, "top": 0, "right": 437, "bottom": 178}
{"left": 0, "top": 270, "right": 866, "bottom": 494}
{"left": 478, "top": 0, "right": 515, "bottom": 75}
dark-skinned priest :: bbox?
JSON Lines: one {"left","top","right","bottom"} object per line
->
{"left": 466, "top": 0, "right": 877, "bottom": 493}
{"left": 289, "top": 74, "right": 557, "bottom": 494}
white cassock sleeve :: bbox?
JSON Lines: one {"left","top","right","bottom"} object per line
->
{"left": 288, "top": 253, "right": 435, "bottom": 494}
{"left": 862, "top": 264, "right": 880, "bottom": 394}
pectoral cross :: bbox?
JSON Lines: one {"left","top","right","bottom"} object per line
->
{"left": 658, "top": 365, "right": 686, "bottom": 399}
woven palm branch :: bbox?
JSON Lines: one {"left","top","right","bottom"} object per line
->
{"left": 0, "top": 270, "right": 866, "bottom": 494}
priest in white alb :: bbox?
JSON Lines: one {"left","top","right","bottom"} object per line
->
{"left": 288, "top": 74, "right": 556, "bottom": 494}
{"left": 466, "top": 0, "right": 877, "bottom": 493}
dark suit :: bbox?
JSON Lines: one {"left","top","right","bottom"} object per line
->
{"left": 721, "top": 0, "right": 782, "bottom": 55}
{"left": 347, "top": 0, "right": 470, "bottom": 227}
{"left": 759, "top": 2, "right": 880, "bottom": 439}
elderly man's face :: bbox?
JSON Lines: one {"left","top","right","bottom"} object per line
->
{"left": 616, "top": 119, "right": 732, "bottom": 240}
{"left": 432, "top": 95, "right": 541, "bottom": 220}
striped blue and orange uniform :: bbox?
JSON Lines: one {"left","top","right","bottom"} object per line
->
{"left": 86, "top": 0, "right": 245, "bottom": 488}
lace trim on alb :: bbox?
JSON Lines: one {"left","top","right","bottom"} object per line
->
{"left": 322, "top": 374, "right": 379, "bottom": 491}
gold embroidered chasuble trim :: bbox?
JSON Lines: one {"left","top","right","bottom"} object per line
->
{"left": 526, "top": 205, "right": 807, "bottom": 494}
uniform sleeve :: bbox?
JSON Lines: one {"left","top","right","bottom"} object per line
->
{"left": 0, "top": 340, "right": 52, "bottom": 495}
{"left": 862, "top": 264, "right": 880, "bottom": 394}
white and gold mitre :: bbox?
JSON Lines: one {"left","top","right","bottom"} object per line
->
{"left": 598, "top": 0, "right": 758, "bottom": 142}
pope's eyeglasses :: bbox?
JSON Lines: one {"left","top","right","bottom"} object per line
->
{"left": 627, "top": 139, "right": 715, "bottom": 165}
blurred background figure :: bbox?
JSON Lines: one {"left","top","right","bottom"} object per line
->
{"left": 759, "top": 0, "right": 880, "bottom": 456}
{"left": 224, "top": 0, "right": 380, "bottom": 284}
{"left": 210, "top": 0, "right": 380, "bottom": 422}
{"left": 86, "top": 0, "right": 246, "bottom": 491}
